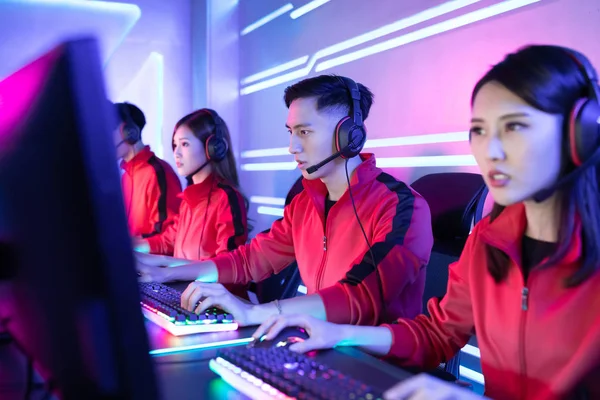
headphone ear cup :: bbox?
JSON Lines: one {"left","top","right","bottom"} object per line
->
{"left": 122, "top": 122, "right": 140, "bottom": 145}
{"left": 335, "top": 117, "right": 366, "bottom": 159}
{"left": 568, "top": 98, "right": 600, "bottom": 166}
{"left": 205, "top": 134, "right": 229, "bottom": 162}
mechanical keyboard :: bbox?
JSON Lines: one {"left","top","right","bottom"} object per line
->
{"left": 138, "top": 282, "right": 237, "bottom": 336}
{"left": 210, "top": 330, "right": 388, "bottom": 400}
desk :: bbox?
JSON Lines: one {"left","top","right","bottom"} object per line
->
{"left": 148, "top": 282, "right": 414, "bottom": 399}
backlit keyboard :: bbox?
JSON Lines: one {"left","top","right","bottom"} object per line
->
{"left": 139, "top": 282, "right": 237, "bottom": 336}
{"left": 210, "top": 345, "right": 384, "bottom": 400}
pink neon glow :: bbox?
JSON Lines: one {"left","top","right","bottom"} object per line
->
{"left": 0, "top": 46, "right": 61, "bottom": 150}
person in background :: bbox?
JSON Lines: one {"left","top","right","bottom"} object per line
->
{"left": 114, "top": 102, "right": 181, "bottom": 238}
{"left": 134, "top": 108, "right": 250, "bottom": 265}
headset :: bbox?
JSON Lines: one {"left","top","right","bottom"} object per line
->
{"left": 306, "top": 77, "right": 367, "bottom": 174}
{"left": 117, "top": 102, "right": 141, "bottom": 146}
{"left": 183, "top": 108, "right": 229, "bottom": 186}
{"left": 202, "top": 108, "right": 229, "bottom": 162}
{"left": 534, "top": 47, "right": 600, "bottom": 202}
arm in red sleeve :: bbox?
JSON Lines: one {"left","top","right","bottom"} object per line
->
{"left": 146, "top": 206, "right": 180, "bottom": 256}
{"left": 212, "top": 201, "right": 296, "bottom": 285}
{"left": 380, "top": 224, "right": 478, "bottom": 370}
{"left": 318, "top": 187, "right": 433, "bottom": 326}
{"left": 213, "top": 185, "right": 249, "bottom": 255}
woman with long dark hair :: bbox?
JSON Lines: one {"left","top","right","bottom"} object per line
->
{"left": 135, "top": 109, "right": 250, "bottom": 265}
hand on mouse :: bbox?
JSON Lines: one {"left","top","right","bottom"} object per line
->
{"left": 180, "top": 282, "right": 254, "bottom": 326}
{"left": 252, "top": 314, "right": 346, "bottom": 353}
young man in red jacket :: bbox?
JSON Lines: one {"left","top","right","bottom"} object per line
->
{"left": 136, "top": 76, "right": 433, "bottom": 327}
{"left": 114, "top": 102, "right": 182, "bottom": 238}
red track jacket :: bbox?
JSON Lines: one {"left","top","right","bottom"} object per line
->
{"left": 121, "top": 146, "right": 182, "bottom": 237}
{"left": 146, "top": 173, "right": 248, "bottom": 260}
{"left": 383, "top": 203, "right": 600, "bottom": 399}
{"left": 212, "top": 154, "right": 433, "bottom": 325}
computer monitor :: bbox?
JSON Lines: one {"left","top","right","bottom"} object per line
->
{"left": 0, "top": 38, "right": 158, "bottom": 399}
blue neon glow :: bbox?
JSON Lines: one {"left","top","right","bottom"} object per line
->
{"left": 240, "top": 0, "right": 483, "bottom": 95}
{"left": 240, "top": 3, "right": 294, "bottom": 36}
{"left": 250, "top": 196, "right": 286, "bottom": 206}
{"left": 240, "top": 131, "right": 469, "bottom": 159}
{"left": 241, "top": 55, "right": 309, "bottom": 85}
{"left": 316, "top": 0, "right": 541, "bottom": 71}
{"left": 149, "top": 338, "right": 253, "bottom": 356}
{"left": 289, "top": 0, "right": 331, "bottom": 19}
{"left": 257, "top": 206, "right": 285, "bottom": 217}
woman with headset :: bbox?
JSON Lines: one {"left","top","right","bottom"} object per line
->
{"left": 135, "top": 109, "right": 250, "bottom": 269}
{"left": 252, "top": 45, "right": 600, "bottom": 399}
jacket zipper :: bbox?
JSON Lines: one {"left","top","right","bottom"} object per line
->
{"left": 315, "top": 217, "right": 329, "bottom": 289}
{"left": 519, "top": 286, "right": 529, "bottom": 399}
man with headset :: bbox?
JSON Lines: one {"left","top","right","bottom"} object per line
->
{"left": 136, "top": 76, "right": 433, "bottom": 327}
{"left": 113, "top": 102, "right": 182, "bottom": 238}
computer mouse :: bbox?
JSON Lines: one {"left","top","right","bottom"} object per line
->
{"left": 251, "top": 326, "right": 310, "bottom": 349}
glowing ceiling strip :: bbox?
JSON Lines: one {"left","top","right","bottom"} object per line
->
{"left": 240, "top": 0, "right": 482, "bottom": 95}
{"left": 240, "top": 131, "right": 469, "bottom": 159}
{"left": 241, "top": 3, "right": 294, "bottom": 36}
{"left": 316, "top": 0, "right": 540, "bottom": 71}
{"left": 241, "top": 155, "right": 476, "bottom": 171}
{"left": 290, "top": 0, "right": 331, "bottom": 19}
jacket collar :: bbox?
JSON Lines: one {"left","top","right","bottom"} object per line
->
{"left": 302, "top": 153, "right": 380, "bottom": 215}
{"left": 180, "top": 173, "right": 218, "bottom": 207}
{"left": 479, "top": 203, "right": 582, "bottom": 268}
{"left": 120, "top": 146, "right": 154, "bottom": 173}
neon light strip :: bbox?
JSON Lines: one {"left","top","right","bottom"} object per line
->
{"left": 240, "top": 3, "right": 294, "bottom": 36}
{"left": 316, "top": 0, "right": 540, "bottom": 71}
{"left": 240, "top": 0, "right": 482, "bottom": 95}
{"left": 241, "top": 147, "right": 290, "bottom": 158}
{"left": 461, "top": 344, "right": 481, "bottom": 358}
{"left": 242, "top": 162, "right": 297, "bottom": 171}
{"left": 376, "top": 155, "right": 477, "bottom": 168}
{"left": 297, "top": 285, "right": 307, "bottom": 294}
{"left": 241, "top": 56, "right": 309, "bottom": 85}
{"left": 257, "top": 206, "right": 285, "bottom": 217}
{"left": 241, "top": 155, "right": 476, "bottom": 171}
{"left": 289, "top": 0, "right": 331, "bottom": 19}
{"left": 459, "top": 366, "right": 485, "bottom": 384}
{"left": 240, "top": 131, "right": 468, "bottom": 159}
{"left": 149, "top": 338, "right": 253, "bottom": 356}
{"left": 365, "top": 131, "right": 468, "bottom": 149}
{"left": 250, "top": 196, "right": 286, "bottom": 206}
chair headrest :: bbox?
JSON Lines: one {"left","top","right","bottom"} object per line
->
{"left": 411, "top": 172, "right": 486, "bottom": 241}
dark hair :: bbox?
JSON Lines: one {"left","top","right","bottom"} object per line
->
{"left": 172, "top": 109, "right": 251, "bottom": 219}
{"left": 284, "top": 74, "right": 374, "bottom": 120}
{"left": 471, "top": 45, "right": 600, "bottom": 287}
{"left": 115, "top": 102, "right": 146, "bottom": 131}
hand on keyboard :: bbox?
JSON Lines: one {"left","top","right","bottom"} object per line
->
{"left": 252, "top": 314, "right": 345, "bottom": 353}
{"left": 181, "top": 282, "right": 255, "bottom": 326}
{"left": 383, "top": 374, "right": 486, "bottom": 400}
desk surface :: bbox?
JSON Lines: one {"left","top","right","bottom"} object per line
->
{"left": 148, "top": 282, "right": 413, "bottom": 400}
